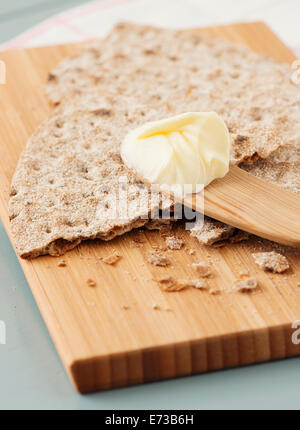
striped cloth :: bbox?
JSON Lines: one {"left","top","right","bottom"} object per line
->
{"left": 1, "top": 0, "right": 299, "bottom": 57}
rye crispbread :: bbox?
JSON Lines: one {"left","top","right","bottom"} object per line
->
{"left": 9, "top": 22, "right": 300, "bottom": 257}
{"left": 9, "top": 108, "right": 168, "bottom": 258}
{"left": 46, "top": 22, "right": 283, "bottom": 165}
{"left": 252, "top": 251, "right": 290, "bottom": 273}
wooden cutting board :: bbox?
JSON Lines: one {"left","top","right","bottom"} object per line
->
{"left": 0, "top": 22, "right": 300, "bottom": 393}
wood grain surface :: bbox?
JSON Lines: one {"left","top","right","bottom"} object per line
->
{"left": 0, "top": 22, "right": 300, "bottom": 393}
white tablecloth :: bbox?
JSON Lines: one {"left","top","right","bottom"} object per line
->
{"left": 1, "top": 0, "right": 299, "bottom": 57}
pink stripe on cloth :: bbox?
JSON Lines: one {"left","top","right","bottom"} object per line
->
{"left": 1, "top": 0, "right": 138, "bottom": 50}
{"left": 2, "top": 19, "right": 61, "bottom": 50}
{"left": 54, "top": 16, "right": 93, "bottom": 39}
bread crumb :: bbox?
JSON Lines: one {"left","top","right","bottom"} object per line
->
{"left": 188, "top": 248, "right": 195, "bottom": 255}
{"left": 297, "top": 282, "right": 300, "bottom": 288}
{"left": 165, "top": 236, "right": 184, "bottom": 250}
{"left": 103, "top": 253, "right": 121, "bottom": 265}
{"left": 132, "top": 236, "right": 145, "bottom": 247}
{"left": 57, "top": 259, "right": 67, "bottom": 267}
{"left": 193, "top": 279, "right": 208, "bottom": 290}
{"left": 252, "top": 251, "right": 289, "bottom": 273}
{"left": 209, "top": 288, "right": 221, "bottom": 295}
{"left": 233, "top": 277, "right": 258, "bottom": 292}
{"left": 152, "top": 304, "right": 160, "bottom": 310}
{"left": 192, "top": 262, "right": 212, "bottom": 278}
{"left": 177, "top": 279, "right": 208, "bottom": 290}
{"left": 122, "top": 305, "right": 130, "bottom": 310}
{"left": 147, "top": 251, "right": 170, "bottom": 267}
{"left": 154, "top": 276, "right": 207, "bottom": 292}
{"left": 239, "top": 270, "right": 249, "bottom": 277}
{"left": 154, "top": 276, "right": 186, "bottom": 292}
{"left": 190, "top": 219, "right": 235, "bottom": 246}
{"left": 87, "top": 278, "right": 96, "bottom": 288}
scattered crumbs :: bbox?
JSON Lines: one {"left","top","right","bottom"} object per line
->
{"left": 57, "top": 259, "right": 67, "bottom": 267}
{"left": 252, "top": 251, "right": 290, "bottom": 273}
{"left": 165, "top": 236, "right": 184, "bottom": 250}
{"left": 177, "top": 279, "right": 208, "bottom": 290}
{"left": 47, "top": 72, "right": 56, "bottom": 82}
{"left": 239, "top": 270, "right": 249, "bottom": 277}
{"left": 122, "top": 305, "right": 130, "bottom": 310}
{"left": 87, "top": 278, "right": 96, "bottom": 288}
{"left": 192, "top": 262, "right": 212, "bottom": 278}
{"left": 132, "top": 236, "right": 145, "bottom": 247}
{"left": 209, "top": 288, "right": 221, "bottom": 295}
{"left": 154, "top": 276, "right": 186, "bottom": 292}
{"left": 147, "top": 251, "right": 170, "bottom": 267}
{"left": 151, "top": 244, "right": 167, "bottom": 251}
{"left": 233, "top": 277, "right": 258, "bottom": 293}
{"left": 193, "top": 279, "right": 208, "bottom": 290}
{"left": 188, "top": 248, "right": 195, "bottom": 255}
{"left": 297, "top": 282, "right": 300, "bottom": 288}
{"left": 154, "top": 276, "right": 208, "bottom": 292}
{"left": 152, "top": 303, "right": 160, "bottom": 310}
{"left": 103, "top": 253, "right": 121, "bottom": 265}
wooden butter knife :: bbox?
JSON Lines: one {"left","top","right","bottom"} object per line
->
{"left": 133, "top": 165, "right": 300, "bottom": 247}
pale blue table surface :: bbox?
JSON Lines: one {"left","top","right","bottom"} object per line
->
{"left": 0, "top": 0, "right": 299, "bottom": 410}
